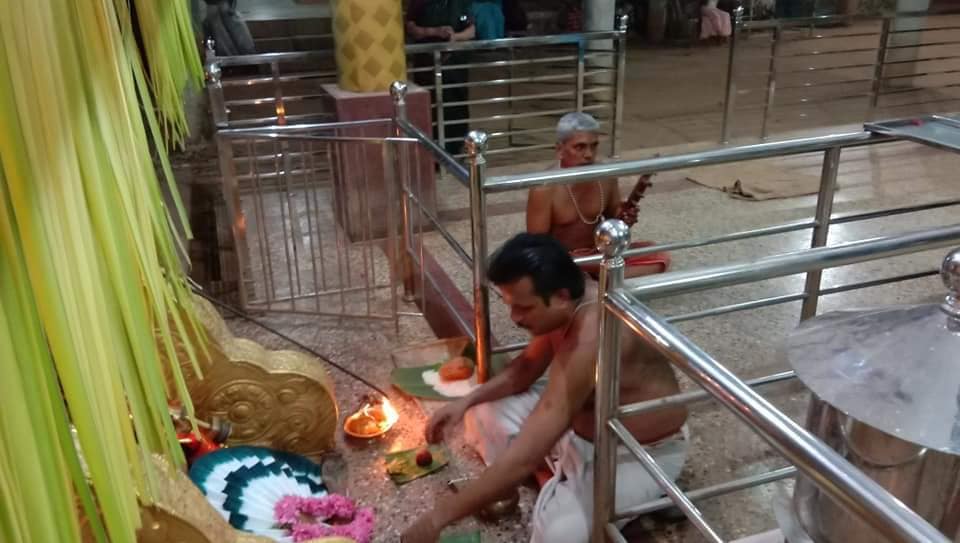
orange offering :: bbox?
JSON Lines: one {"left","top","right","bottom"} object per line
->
{"left": 438, "top": 356, "right": 474, "bottom": 382}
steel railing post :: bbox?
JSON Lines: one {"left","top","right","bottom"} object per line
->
{"left": 465, "top": 131, "right": 491, "bottom": 383}
{"left": 592, "top": 219, "right": 629, "bottom": 541}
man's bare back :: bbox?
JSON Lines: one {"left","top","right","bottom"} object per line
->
{"left": 544, "top": 284, "right": 687, "bottom": 444}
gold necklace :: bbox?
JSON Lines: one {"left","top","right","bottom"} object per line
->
{"left": 566, "top": 182, "right": 605, "bottom": 225}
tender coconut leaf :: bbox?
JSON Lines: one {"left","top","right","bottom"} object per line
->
{"left": 0, "top": 0, "right": 206, "bottom": 541}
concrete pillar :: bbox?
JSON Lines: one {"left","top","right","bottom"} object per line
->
{"left": 583, "top": 0, "right": 616, "bottom": 33}
{"left": 331, "top": 0, "right": 407, "bottom": 92}
{"left": 581, "top": 0, "right": 617, "bottom": 110}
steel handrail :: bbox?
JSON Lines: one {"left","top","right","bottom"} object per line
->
{"left": 604, "top": 289, "right": 949, "bottom": 542}
{"left": 740, "top": 8, "right": 957, "bottom": 31}
{"left": 404, "top": 29, "right": 625, "bottom": 54}
{"left": 211, "top": 29, "right": 626, "bottom": 67}
{"left": 215, "top": 119, "right": 393, "bottom": 134}
{"left": 627, "top": 223, "right": 960, "bottom": 301}
{"left": 395, "top": 118, "right": 470, "bottom": 184}
{"left": 483, "top": 130, "right": 891, "bottom": 193}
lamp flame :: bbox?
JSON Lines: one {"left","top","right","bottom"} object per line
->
{"left": 378, "top": 398, "right": 399, "bottom": 430}
{"left": 344, "top": 396, "right": 399, "bottom": 438}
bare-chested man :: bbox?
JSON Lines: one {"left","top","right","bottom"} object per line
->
{"left": 401, "top": 234, "right": 688, "bottom": 543}
{"left": 527, "top": 112, "right": 670, "bottom": 278}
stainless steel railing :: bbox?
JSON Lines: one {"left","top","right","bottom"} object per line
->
{"left": 214, "top": 117, "right": 425, "bottom": 329}
{"left": 474, "top": 126, "right": 960, "bottom": 359}
{"left": 425, "top": 109, "right": 960, "bottom": 537}
{"left": 204, "top": 23, "right": 628, "bottom": 166}
{"left": 592, "top": 221, "right": 960, "bottom": 542}
{"left": 390, "top": 81, "right": 493, "bottom": 378}
{"left": 211, "top": 74, "right": 960, "bottom": 538}
{"left": 721, "top": 9, "right": 960, "bottom": 142}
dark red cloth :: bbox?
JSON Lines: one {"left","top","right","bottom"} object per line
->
{"left": 623, "top": 240, "right": 671, "bottom": 272}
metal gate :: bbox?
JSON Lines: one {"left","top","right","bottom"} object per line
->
{"left": 214, "top": 120, "right": 416, "bottom": 328}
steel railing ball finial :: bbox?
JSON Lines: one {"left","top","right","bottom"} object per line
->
{"left": 940, "top": 248, "right": 960, "bottom": 320}
{"left": 732, "top": 1, "right": 744, "bottom": 25}
{"left": 390, "top": 80, "right": 408, "bottom": 104}
{"left": 205, "top": 61, "right": 221, "bottom": 84}
{"left": 595, "top": 219, "right": 631, "bottom": 259}
{"left": 617, "top": 14, "right": 630, "bottom": 32}
{"left": 464, "top": 130, "right": 489, "bottom": 157}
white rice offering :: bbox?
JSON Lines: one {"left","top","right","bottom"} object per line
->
{"left": 421, "top": 369, "right": 478, "bottom": 397}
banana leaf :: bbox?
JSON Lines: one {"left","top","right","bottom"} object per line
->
{"left": 384, "top": 445, "right": 450, "bottom": 485}
{"left": 440, "top": 532, "right": 482, "bottom": 543}
{"left": 391, "top": 363, "right": 466, "bottom": 400}
{"left": 391, "top": 345, "right": 510, "bottom": 401}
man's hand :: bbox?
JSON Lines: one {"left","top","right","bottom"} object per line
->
{"left": 433, "top": 25, "right": 454, "bottom": 39}
{"left": 425, "top": 399, "right": 468, "bottom": 443}
{"left": 401, "top": 511, "right": 443, "bottom": 543}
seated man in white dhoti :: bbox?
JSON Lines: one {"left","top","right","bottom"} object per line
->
{"left": 401, "top": 234, "right": 690, "bottom": 543}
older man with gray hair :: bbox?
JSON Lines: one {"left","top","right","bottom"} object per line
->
{"left": 526, "top": 112, "right": 670, "bottom": 278}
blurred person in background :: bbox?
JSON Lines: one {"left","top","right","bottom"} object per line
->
{"left": 406, "top": 0, "right": 476, "bottom": 155}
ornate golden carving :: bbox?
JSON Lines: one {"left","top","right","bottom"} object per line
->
{"left": 134, "top": 455, "right": 274, "bottom": 543}
{"left": 133, "top": 456, "right": 355, "bottom": 543}
{"left": 164, "top": 296, "right": 339, "bottom": 458}
{"left": 79, "top": 455, "right": 354, "bottom": 543}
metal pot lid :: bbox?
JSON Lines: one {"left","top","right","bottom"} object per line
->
{"left": 785, "top": 248, "right": 960, "bottom": 454}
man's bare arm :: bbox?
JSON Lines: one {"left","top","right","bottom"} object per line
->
{"left": 451, "top": 24, "right": 475, "bottom": 42}
{"left": 460, "top": 335, "right": 552, "bottom": 410}
{"left": 425, "top": 335, "right": 553, "bottom": 443}
{"left": 427, "top": 334, "right": 597, "bottom": 528}
{"left": 406, "top": 20, "right": 449, "bottom": 41}
{"left": 526, "top": 187, "right": 553, "bottom": 234}
{"left": 604, "top": 178, "right": 622, "bottom": 218}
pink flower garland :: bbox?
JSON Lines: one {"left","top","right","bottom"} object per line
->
{"left": 274, "top": 494, "right": 375, "bottom": 543}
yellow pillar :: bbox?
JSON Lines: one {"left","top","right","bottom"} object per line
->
{"left": 332, "top": 0, "right": 407, "bottom": 93}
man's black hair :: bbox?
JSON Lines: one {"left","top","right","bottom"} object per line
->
{"left": 487, "top": 233, "right": 585, "bottom": 303}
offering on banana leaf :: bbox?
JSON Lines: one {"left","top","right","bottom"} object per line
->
{"left": 391, "top": 344, "right": 494, "bottom": 400}
{"left": 385, "top": 445, "right": 449, "bottom": 485}
{"left": 438, "top": 356, "right": 474, "bottom": 381}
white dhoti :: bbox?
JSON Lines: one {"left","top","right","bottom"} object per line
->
{"left": 463, "top": 386, "right": 689, "bottom": 543}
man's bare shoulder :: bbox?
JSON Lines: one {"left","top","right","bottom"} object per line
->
{"left": 565, "top": 301, "right": 601, "bottom": 350}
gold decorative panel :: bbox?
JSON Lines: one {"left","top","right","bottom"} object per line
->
{"left": 136, "top": 455, "right": 274, "bottom": 543}
{"left": 163, "top": 296, "right": 339, "bottom": 457}
{"left": 332, "top": 0, "right": 407, "bottom": 92}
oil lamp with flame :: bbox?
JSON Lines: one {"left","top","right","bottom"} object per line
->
{"left": 343, "top": 394, "right": 399, "bottom": 439}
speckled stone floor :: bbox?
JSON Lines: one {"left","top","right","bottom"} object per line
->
{"left": 210, "top": 129, "right": 960, "bottom": 542}
{"left": 414, "top": 132, "right": 960, "bottom": 541}
{"left": 195, "top": 10, "right": 960, "bottom": 539}
{"left": 222, "top": 311, "right": 540, "bottom": 542}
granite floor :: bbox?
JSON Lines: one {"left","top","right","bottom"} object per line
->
{"left": 415, "top": 130, "right": 960, "bottom": 541}
{"left": 212, "top": 126, "right": 960, "bottom": 542}
{"left": 197, "top": 9, "right": 960, "bottom": 541}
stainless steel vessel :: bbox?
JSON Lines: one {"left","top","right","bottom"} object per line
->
{"left": 781, "top": 249, "right": 960, "bottom": 542}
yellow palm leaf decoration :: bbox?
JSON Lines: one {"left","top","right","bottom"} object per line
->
{"left": 1, "top": 0, "right": 205, "bottom": 542}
